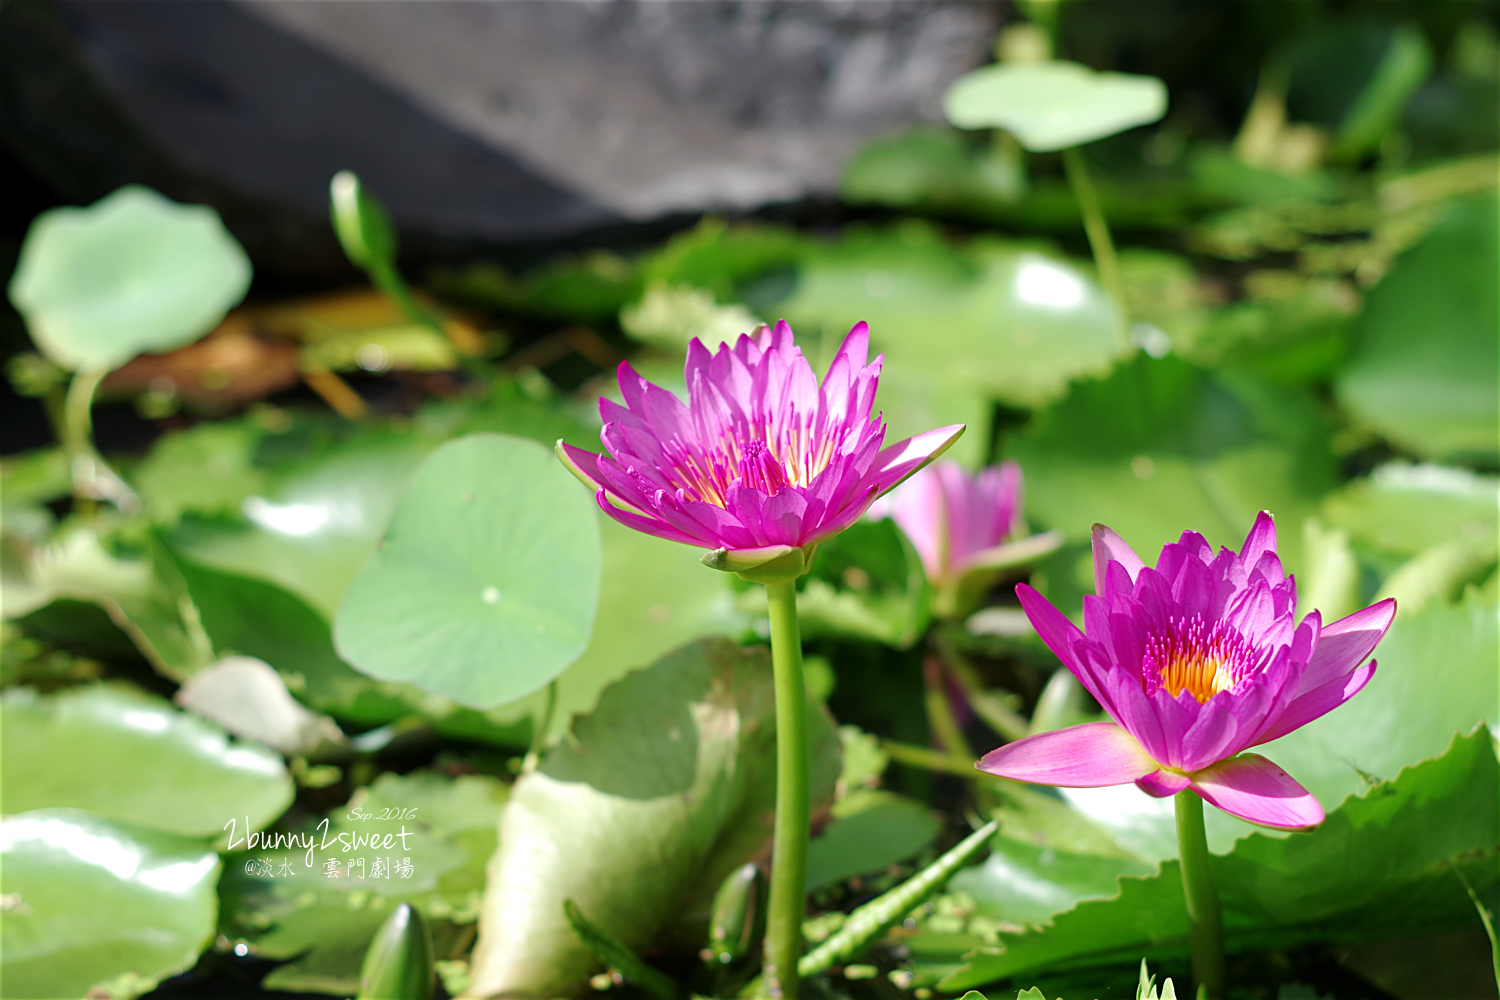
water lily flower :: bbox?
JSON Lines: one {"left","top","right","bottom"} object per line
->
{"left": 978, "top": 513, "right": 1396, "bottom": 830}
{"left": 558, "top": 320, "right": 964, "bottom": 582}
{"left": 875, "top": 460, "right": 1063, "bottom": 617}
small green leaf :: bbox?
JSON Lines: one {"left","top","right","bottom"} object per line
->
{"left": 944, "top": 61, "right": 1167, "bottom": 152}
{"left": 357, "top": 903, "right": 434, "bottom": 1000}
{"left": 0, "top": 809, "right": 221, "bottom": 999}
{"left": 335, "top": 433, "right": 601, "bottom": 708}
{"left": 7, "top": 186, "right": 251, "bottom": 371}
{"left": 330, "top": 171, "right": 398, "bottom": 270}
{"left": 707, "top": 863, "right": 765, "bottom": 966}
{"left": 1, "top": 683, "right": 292, "bottom": 839}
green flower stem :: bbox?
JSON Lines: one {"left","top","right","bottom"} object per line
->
{"left": 1175, "top": 789, "right": 1225, "bottom": 998}
{"left": 1061, "top": 145, "right": 1128, "bottom": 346}
{"left": 763, "top": 579, "right": 810, "bottom": 998}
{"left": 922, "top": 656, "right": 973, "bottom": 759}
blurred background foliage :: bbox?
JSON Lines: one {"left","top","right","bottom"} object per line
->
{"left": 0, "top": 1, "right": 1497, "bottom": 998}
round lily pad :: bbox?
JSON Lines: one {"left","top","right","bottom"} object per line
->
{"left": 8, "top": 186, "right": 251, "bottom": 371}
{"left": 334, "top": 434, "right": 601, "bottom": 708}
{"left": 944, "top": 61, "right": 1168, "bottom": 152}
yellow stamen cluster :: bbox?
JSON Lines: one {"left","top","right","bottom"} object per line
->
{"left": 1143, "top": 615, "right": 1248, "bottom": 704}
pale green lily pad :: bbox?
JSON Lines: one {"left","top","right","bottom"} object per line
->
{"left": 942, "top": 730, "right": 1500, "bottom": 988}
{"left": 0, "top": 809, "right": 221, "bottom": 1000}
{"left": 1, "top": 683, "right": 293, "bottom": 839}
{"left": 944, "top": 61, "right": 1168, "bottom": 152}
{"left": 466, "top": 639, "right": 840, "bottom": 998}
{"left": 334, "top": 434, "right": 600, "bottom": 709}
{"left": 1321, "top": 462, "right": 1499, "bottom": 557}
{"left": 1335, "top": 196, "right": 1499, "bottom": 461}
{"left": 7, "top": 186, "right": 251, "bottom": 371}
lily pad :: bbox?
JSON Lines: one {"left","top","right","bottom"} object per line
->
{"left": 1, "top": 683, "right": 293, "bottom": 839}
{"left": 1321, "top": 462, "right": 1499, "bottom": 557}
{"left": 1010, "top": 355, "right": 1336, "bottom": 581}
{"left": 776, "top": 224, "right": 1122, "bottom": 462}
{"left": 0, "top": 809, "right": 221, "bottom": 1000}
{"left": 807, "top": 789, "right": 943, "bottom": 891}
{"left": 7, "top": 186, "right": 251, "bottom": 371}
{"left": 942, "top": 730, "right": 1500, "bottom": 988}
{"left": 466, "top": 638, "right": 841, "bottom": 998}
{"left": 1335, "top": 196, "right": 1499, "bottom": 461}
{"left": 334, "top": 434, "right": 601, "bottom": 709}
{"left": 222, "top": 770, "right": 507, "bottom": 995}
{"left": 944, "top": 61, "right": 1168, "bottom": 152}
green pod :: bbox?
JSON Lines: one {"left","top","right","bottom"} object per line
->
{"left": 357, "top": 902, "right": 434, "bottom": 1000}
{"left": 330, "top": 170, "right": 397, "bottom": 270}
{"left": 707, "top": 862, "right": 766, "bottom": 966}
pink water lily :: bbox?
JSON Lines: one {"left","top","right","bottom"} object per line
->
{"left": 875, "top": 461, "right": 1063, "bottom": 616}
{"left": 559, "top": 320, "right": 964, "bottom": 579}
{"left": 978, "top": 512, "right": 1396, "bottom": 830}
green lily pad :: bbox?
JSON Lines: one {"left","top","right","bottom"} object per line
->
{"left": 1334, "top": 196, "right": 1499, "bottom": 461}
{"left": 1321, "top": 462, "right": 1499, "bottom": 558}
{"left": 0, "top": 809, "right": 222, "bottom": 1000}
{"left": 776, "top": 224, "right": 1122, "bottom": 462}
{"left": 466, "top": 638, "right": 841, "bottom": 998}
{"left": 221, "top": 770, "right": 507, "bottom": 995}
{"left": 807, "top": 789, "right": 943, "bottom": 891}
{"left": 334, "top": 434, "right": 601, "bottom": 709}
{"left": 942, "top": 730, "right": 1500, "bottom": 988}
{"left": 1010, "top": 355, "right": 1336, "bottom": 583}
{"left": 7, "top": 186, "right": 251, "bottom": 371}
{"left": 944, "top": 61, "right": 1167, "bottom": 152}
{"left": 170, "top": 430, "right": 435, "bottom": 619}
{"left": 1, "top": 683, "right": 293, "bottom": 839}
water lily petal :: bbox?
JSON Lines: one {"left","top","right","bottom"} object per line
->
{"left": 977, "top": 721, "right": 1158, "bottom": 786}
{"left": 556, "top": 441, "right": 605, "bottom": 491}
{"left": 1300, "top": 598, "right": 1397, "bottom": 692}
{"left": 869, "top": 425, "right": 966, "bottom": 495}
{"left": 1190, "top": 753, "right": 1324, "bottom": 830}
{"left": 1092, "top": 523, "right": 1145, "bottom": 596}
{"left": 594, "top": 490, "right": 704, "bottom": 547}
{"left": 1252, "top": 660, "right": 1377, "bottom": 747}
{"left": 1239, "top": 511, "right": 1277, "bottom": 573}
{"left": 1135, "top": 769, "right": 1191, "bottom": 797}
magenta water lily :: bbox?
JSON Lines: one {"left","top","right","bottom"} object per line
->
{"left": 559, "top": 320, "right": 964, "bottom": 582}
{"left": 876, "top": 459, "right": 1062, "bottom": 618}
{"left": 979, "top": 512, "right": 1396, "bottom": 831}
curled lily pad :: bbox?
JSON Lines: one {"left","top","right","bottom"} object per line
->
{"left": 944, "top": 61, "right": 1168, "bottom": 152}
{"left": 7, "top": 186, "right": 251, "bottom": 371}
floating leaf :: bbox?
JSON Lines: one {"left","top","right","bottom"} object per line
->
{"left": 1010, "top": 355, "right": 1336, "bottom": 582}
{"left": 1321, "top": 461, "right": 1499, "bottom": 558}
{"left": 1, "top": 683, "right": 292, "bottom": 839}
{"left": 222, "top": 770, "right": 507, "bottom": 995}
{"left": 0, "top": 809, "right": 221, "bottom": 1000}
{"left": 944, "top": 61, "right": 1168, "bottom": 152}
{"left": 1335, "top": 196, "right": 1499, "bottom": 461}
{"left": 807, "top": 789, "right": 943, "bottom": 892}
{"left": 334, "top": 434, "right": 601, "bottom": 708}
{"left": 7, "top": 186, "right": 251, "bottom": 371}
{"left": 466, "top": 639, "right": 840, "bottom": 998}
{"left": 942, "top": 730, "right": 1500, "bottom": 988}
